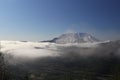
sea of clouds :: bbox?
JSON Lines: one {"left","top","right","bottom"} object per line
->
{"left": 0, "top": 40, "right": 120, "bottom": 65}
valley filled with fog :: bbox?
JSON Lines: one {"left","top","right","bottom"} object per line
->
{"left": 1, "top": 40, "right": 120, "bottom": 80}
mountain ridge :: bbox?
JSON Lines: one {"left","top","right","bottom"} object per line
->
{"left": 43, "top": 32, "right": 99, "bottom": 44}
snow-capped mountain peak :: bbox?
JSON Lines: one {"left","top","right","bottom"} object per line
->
{"left": 48, "top": 32, "right": 99, "bottom": 44}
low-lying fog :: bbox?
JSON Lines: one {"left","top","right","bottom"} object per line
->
{"left": 1, "top": 41, "right": 99, "bottom": 59}
{"left": 1, "top": 40, "right": 120, "bottom": 64}
{"left": 1, "top": 40, "right": 120, "bottom": 80}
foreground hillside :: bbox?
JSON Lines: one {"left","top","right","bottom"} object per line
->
{"left": 0, "top": 40, "right": 120, "bottom": 80}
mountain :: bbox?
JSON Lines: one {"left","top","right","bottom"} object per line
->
{"left": 43, "top": 32, "right": 99, "bottom": 44}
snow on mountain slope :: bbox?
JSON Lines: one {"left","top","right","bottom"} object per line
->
{"left": 47, "top": 32, "right": 99, "bottom": 44}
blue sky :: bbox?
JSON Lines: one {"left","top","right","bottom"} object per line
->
{"left": 0, "top": 0, "right": 120, "bottom": 41}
